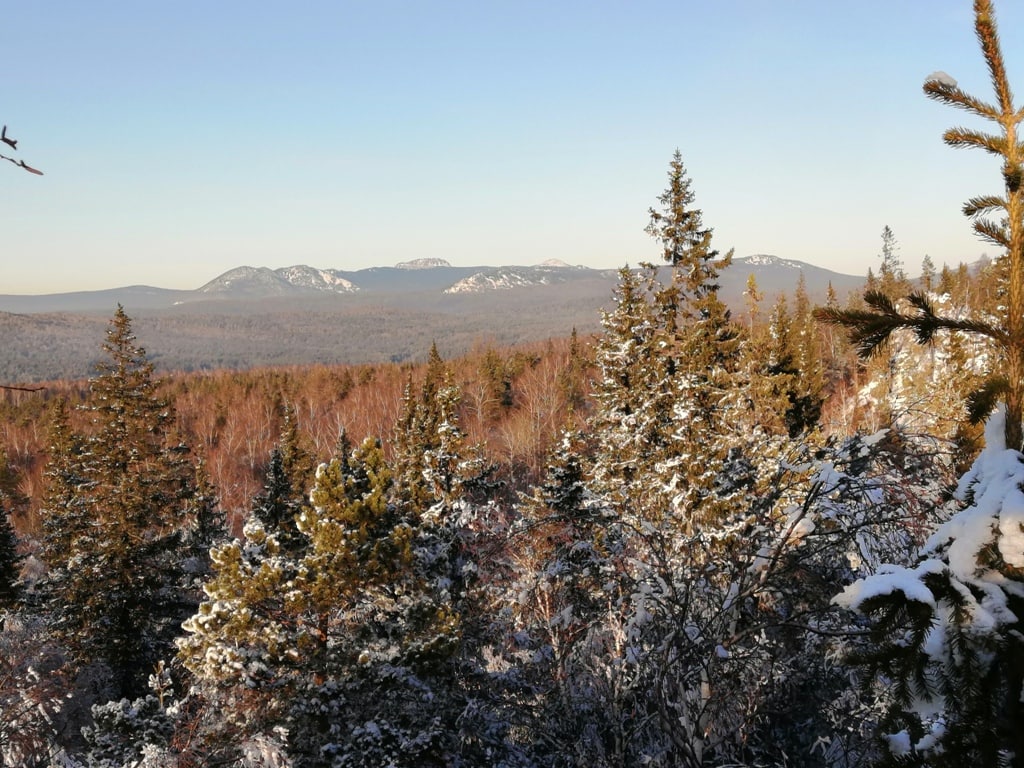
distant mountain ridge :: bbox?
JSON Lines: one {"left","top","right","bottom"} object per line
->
{"left": 0, "top": 255, "right": 870, "bottom": 381}
{"left": 197, "top": 265, "right": 359, "bottom": 298}
{"left": 0, "top": 255, "right": 864, "bottom": 314}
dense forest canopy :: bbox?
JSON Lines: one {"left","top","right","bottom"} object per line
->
{"left": 3, "top": 2, "right": 1024, "bottom": 766}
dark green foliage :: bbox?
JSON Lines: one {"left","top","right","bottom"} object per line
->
{"left": 249, "top": 402, "right": 316, "bottom": 556}
{"left": 815, "top": 290, "right": 1005, "bottom": 359}
{"left": 557, "top": 327, "right": 590, "bottom": 413}
{"left": 967, "top": 376, "right": 1011, "bottom": 425}
{"left": 39, "top": 306, "right": 197, "bottom": 698}
{"left": 278, "top": 400, "right": 317, "bottom": 496}
{"left": 0, "top": 506, "right": 21, "bottom": 608}
{"left": 392, "top": 345, "right": 454, "bottom": 509}
{"left": 251, "top": 446, "right": 308, "bottom": 555}
{"left": 827, "top": 20, "right": 1024, "bottom": 748}
{"left": 183, "top": 459, "right": 227, "bottom": 574}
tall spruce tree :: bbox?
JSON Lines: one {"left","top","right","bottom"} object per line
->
{"left": 877, "top": 225, "right": 906, "bottom": 299}
{"left": 582, "top": 153, "right": 813, "bottom": 765}
{"left": 39, "top": 306, "right": 195, "bottom": 698}
{"left": 511, "top": 427, "right": 628, "bottom": 764}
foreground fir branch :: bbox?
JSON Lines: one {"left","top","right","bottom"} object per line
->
{"left": 826, "top": 3, "right": 1024, "bottom": 766}
{"left": 815, "top": 0, "right": 1024, "bottom": 451}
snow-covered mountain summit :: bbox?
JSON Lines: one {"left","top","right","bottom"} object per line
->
{"left": 198, "top": 265, "right": 358, "bottom": 296}
{"left": 444, "top": 262, "right": 598, "bottom": 294}
{"left": 276, "top": 265, "right": 358, "bottom": 293}
{"left": 395, "top": 258, "right": 452, "bottom": 270}
{"left": 740, "top": 254, "right": 804, "bottom": 270}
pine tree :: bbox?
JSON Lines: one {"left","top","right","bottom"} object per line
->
{"left": 40, "top": 306, "right": 195, "bottom": 698}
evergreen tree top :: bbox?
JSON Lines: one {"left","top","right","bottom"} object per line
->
{"left": 645, "top": 149, "right": 732, "bottom": 303}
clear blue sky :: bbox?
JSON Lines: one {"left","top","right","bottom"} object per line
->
{"left": 2, "top": 1, "right": 1022, "bottom": 294}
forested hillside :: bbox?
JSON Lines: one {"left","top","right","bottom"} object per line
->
{"left": 3, "top": 3, "right": 1024, "bottom": 766}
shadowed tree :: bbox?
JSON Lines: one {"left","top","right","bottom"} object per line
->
{"left": 0, "top": 505, "right": 21, "bottom": 608}
{"left": 39, "top": 306, "right": 196, "bottom": 698}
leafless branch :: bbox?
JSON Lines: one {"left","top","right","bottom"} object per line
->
{"left": 0, "top": 126, "right": 43, "bottom": 175}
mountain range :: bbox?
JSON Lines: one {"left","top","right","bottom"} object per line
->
{"left": 0, "top": 256, "right": 866, "bottom": 382}
{"left": 0, "top": 256, "right": 862, "bottom": 314}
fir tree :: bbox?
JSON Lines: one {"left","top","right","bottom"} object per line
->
{"left": 251, "top": 446, "right": 308, "bottom": 555}
{"left": 645, "top": 148, "right": 732, "bottom": 293}
{"left": 278, "top": 399, "right": 317, "bottom": 498}
{"left": 0, "top": 447, "right": 24, "bottom": 608}
{"left": 920, "top": 254, "right": 937, "bottom": 292}
{"left": 743, "top": 272, "right": 763, "bottom": 333}
{"left": 556, "top": 326, "right": 589, "bottom": 413}
{"left": 39, "top": 306, "right": 195, "bottom": 698}
{"left": 182, "top": 458, "right": 226, "bottom": 574}
{"left": 792, "top": 271, "right": 825, "bottom": 432}
{"left": 582, "top": 153, "right": 826, "bottom": 764}
{"left": 877, "top": 224, "right": 906, "bottom": 298}
{"left": 392, "top": 344, "right": 452, "bottom": 509}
